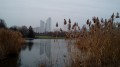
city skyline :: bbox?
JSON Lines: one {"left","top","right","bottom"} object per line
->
{"left": 34, "top": 17, "right": 52, "bottom": 33}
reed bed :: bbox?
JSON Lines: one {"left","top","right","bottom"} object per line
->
{"left": 62, "top": 13, "right": 120, "bottom": 67}
{"left": 0, "top": 28, "right": 24, "bottom": 60}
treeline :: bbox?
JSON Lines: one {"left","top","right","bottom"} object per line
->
{"left": 0, "top": 19, "right": 35, "bottom": 38}
{"left": 0, "top": 18, "right": 65, "bottom": 38}
{"left": 9, "top": 26, "right": 35, "bottom": 38}
{"left": 35, "top": 32, "right": 66, "bottom": 37}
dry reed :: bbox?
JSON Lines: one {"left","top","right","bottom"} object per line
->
{"left": 0, "top": 28, "right": 24, "bottom": 60}
{"left": 62, "top": 13, "right": 120, "bottom": 67}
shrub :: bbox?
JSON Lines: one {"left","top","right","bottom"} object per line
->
{"left": 62, "top": 13, "right": 120, "bottom": 67}
{"left": 0, "top": 28, "right": 24, "bottom": 59}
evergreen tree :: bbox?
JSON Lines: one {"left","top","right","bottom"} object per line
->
{"left": 20, "top": 26, "right": 28, "bottom": 37}
{"left": 0, "top": 19, "right": 7, "bottom": 29}
{"left": 28, "top": 26, "right": 35, "bottom": 38}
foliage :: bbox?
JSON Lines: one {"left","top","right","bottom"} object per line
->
{"left": 19, "top": 26, "right": 28, "bottom": 37}
{"left": 0, "top": 28, "right": 24, "bottom": 60}
{"left": 10, "top": 25, "right": 35, "bottom": 38}
{"left": 61, "top": 13, "right": 120, "bottom": 67}
{"left": 9, "top": 26, "right": 19, "bottom": 31}
{"left": 0, "top": 19, "right": 7, "bottom": 29}
{"left": 28, "top": 26, "right": 35, "bottom": 38}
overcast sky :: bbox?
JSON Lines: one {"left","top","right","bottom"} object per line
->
{"left": 0, "top": 0, "right": 120, "bottom": 29}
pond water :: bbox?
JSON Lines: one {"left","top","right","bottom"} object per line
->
{"left": 0, "top": 39, "right": 83, "bottom": 67}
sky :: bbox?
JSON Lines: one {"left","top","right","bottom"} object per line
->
{"left": 0, "top": 0, "right": 120, "bottom": 30}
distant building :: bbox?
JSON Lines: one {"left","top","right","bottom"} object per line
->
{"left": 45, "top": 17, "right": 51, "bottom": 32}
{"left": 33, "top": 27, "right": 41, "bottom": 33}
{"left": 33, "top": 17, "right": 52, "bottom": 33}
{"left": 40, "top": 20, "right": 45, "bottom": 33}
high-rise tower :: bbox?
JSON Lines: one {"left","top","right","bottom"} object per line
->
{"left": 40, "top": 20, "right": 45, "bottom": 33}
{"left": 45, "top": 17, "right": 51, "bottom": 32}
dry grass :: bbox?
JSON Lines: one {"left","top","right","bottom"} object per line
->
{"left": 0, "top": 28, "right": 24, "bottom": 59}
{"left": 62, "top": 13, "right": 120, "bottom": 67}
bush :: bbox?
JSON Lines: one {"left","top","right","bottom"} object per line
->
{"left": 0, "top": 28, "right": 24, "bottom": 59}
{"left": 63, "top": 13, "right": 120, "bottom": 67}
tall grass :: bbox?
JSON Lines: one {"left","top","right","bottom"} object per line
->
{"left": 0, "top": 28, "right": 24, "bottom": 60}
{"left": 62, "top": 13, "right": 120, "bottom": 67}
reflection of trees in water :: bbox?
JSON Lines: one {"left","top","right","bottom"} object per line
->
{"left": 27, "top": 40, "right": 33, "bottom": 51}
{"left": 39, "top": 39, "right": 51, "bottom": 66}
{"left": 21, "top": 40, "right": 33, "bottom": 51}
{"left": 21, "top": 44, "right": 27, "bottom": 50}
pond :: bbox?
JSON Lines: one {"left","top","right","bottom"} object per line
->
{"left": 0, "top": 39, "right": 84, "bottom": 67}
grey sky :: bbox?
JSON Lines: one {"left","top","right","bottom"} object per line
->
{"left": 0, "top": 0, "right": 120, "bottom": 29}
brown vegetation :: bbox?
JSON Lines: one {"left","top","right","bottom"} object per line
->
{"left": 62, "top": 13, "right": 120, "bottom": 67}
{"left": 0, "top": 28, "right": 24, "bottom": 60}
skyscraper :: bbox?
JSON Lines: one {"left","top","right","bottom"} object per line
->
{"left": 40, "top": 20, "right": 45, "bottom": 33}
{"left": 34, "top": 18, "right": 51, "bottom": 33}
{"left": 45, "top": 17, "right": 51, "bottom": 32}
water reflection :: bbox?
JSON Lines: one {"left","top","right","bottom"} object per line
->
{"left": 28, "top": 40, "right": 33, "bottom": 51}
{"left": 20, "top": 39, "right": 72, "bottom": 67}
{"left": 22, "top": 40, "right": 33, "bottom": 51}
{"left": 39, "top": 39, "right": 51, "bottom": 67}
{"left": 0, "top": 39, "right": 81, "bottom": 67}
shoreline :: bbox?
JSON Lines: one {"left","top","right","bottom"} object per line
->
{"left": 25, "top": 36, "right": 65, "bottom": 40}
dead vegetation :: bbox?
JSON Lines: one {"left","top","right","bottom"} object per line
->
{"left": 0, "top": 28, "right": 24, "bottom": 60}
{"left": 61, "top": 13, "right": 120, "bottom": 67}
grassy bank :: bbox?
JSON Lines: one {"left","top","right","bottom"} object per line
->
{"left": 0, "top": 28, "right": 24, "bottom": 60}
{"left": 35, "top": 36, "right": 64, "bottom": 39}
